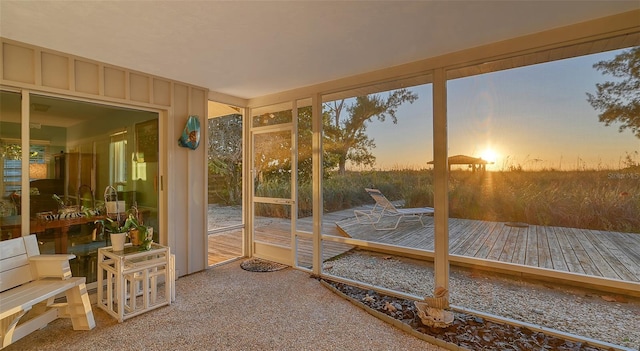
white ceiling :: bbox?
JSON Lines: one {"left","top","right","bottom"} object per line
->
{"left": 1, "top": 1, "right": 638, "bottom": 100}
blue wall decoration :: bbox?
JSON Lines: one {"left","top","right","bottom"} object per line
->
{"left": 178, "top": 115, "right": 201, "bottom": 150}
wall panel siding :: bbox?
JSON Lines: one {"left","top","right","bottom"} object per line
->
{"left": 74, "top": 60, "right": 100, "bottom": 95}
{"left": 41, "top": 52, "right": 69, "bottom": 90}
{"left": 188, "top": 87, "right": 207, "bottom": 273}
{"left": 2, "top": 43, "right": 35, "bottom": 84}
{"left": 153, "top": 78, "right": 172, "bottom": 106}
{"left": 0, "top": 38, "right": 209, "bottom": 278}
{"left": 104, "top": 67, "right": 126, "bottom": 99}
{"left": 170, "top": 83, "right": 190, "bottom": 277}
{"left": 130, "top": 73, "right": 150, "bottom": 103}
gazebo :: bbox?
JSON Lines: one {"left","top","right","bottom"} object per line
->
{"left": 428, "top": 154, "right": 493, "bottom": 172}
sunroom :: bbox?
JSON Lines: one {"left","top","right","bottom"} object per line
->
{"left": 1, "top": 1, "right": 639, "bottom": 349}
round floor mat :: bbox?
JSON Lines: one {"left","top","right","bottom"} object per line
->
{"left": 240, "top": 258, "right": 289, "bottom": 272}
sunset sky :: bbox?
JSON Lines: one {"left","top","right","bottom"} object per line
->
{"left": 362, "top": 48, "right": 639, "bottom": 171}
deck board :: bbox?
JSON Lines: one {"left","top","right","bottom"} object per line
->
{"left": 589, "top": 231, "right": 637, "bottom": 280}
{"left": 589, "top": 230, "right": 639, "bottom": 281}
{"left": 525, "top": 225, "right": 539, "bottom": 267}
{"left": 598, "top": 232, "right": 640, "bottom": 279}
{"left": 535, "top": 225, "right": 554, "bottom": 270}
{"left": 482, "top": 226, "right": 509, "bottom": 262}
{"left": 609, "top": 231, "right": 640, "bottom": 267}
{"left": 576, "top": 229, "right": 620, "bottom": 279}
{"left": 564, "top": 227, "right": 598, "bottom": 276}
{"left": 450, "top": 219, "right": 484, "bottom": 253}
{"left": 511, "top": 227, "right": 528, "bottom": 265}
{"left": 208, "top": 229, "right": 243, "bottom": 266}
{"left": 444, "top": 220, "right": 465, "bottom": 250}
{"left": 465, "top": 222, "right": 493, "bottom": 258}
{"left": 498, "top": 225, "right": 519, "bottom": 262}
{"left": 546, "top": 227, "right": 569, "bottom": 271}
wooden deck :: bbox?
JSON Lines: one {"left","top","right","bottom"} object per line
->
{"left": 207, "top": 206, "right": 640, "bottom": 287}
{"left": 335, "top": 210, "right": 640, "bottom": 283}
{"left": 208, "top": 210, "right": 353, "bottom": 268}
{"left": 207, "top": 209, "right": 356, "bottom": 267}
{"left": 208, "top": 228, "right": 243, "bottom": 266}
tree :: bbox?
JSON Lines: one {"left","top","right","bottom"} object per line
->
{"left": 255, "top": 107, "right": 338, "bottom": 185}
{"left": 587, "top": 47, "right": 640, "bottom": 138}
{"left": 208, "top": 114, "right": 243, "bottom": 204}
{"left": 323, "top": 88, "right": 418, "bottom": 175}
{"left": 296, "top": 106, "right": 339, "bottom": 183}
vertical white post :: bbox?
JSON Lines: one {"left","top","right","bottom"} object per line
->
{"left": 116, "top": 258, "right": 124, "bottom": 322}
{"left": 244, "top": 108, "right": 253, "bottom": 257}
{"left": 21, "top": 90, "right": 30, "bottom": 235}
{"left": 291, "top": 100, "right": 298, "bottom": 266}
{"left": 311, "top": 93, "right": 323, "bottom": 275}
{"left": 433, "top": 69, "right": 450, "bottom": 292}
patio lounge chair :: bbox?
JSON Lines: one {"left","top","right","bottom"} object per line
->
{"left": 354, "top": 188, "right": 434, "bottom": 230}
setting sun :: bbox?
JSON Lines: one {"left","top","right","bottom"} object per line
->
{"left": 480, "top": 148, "right": 499, "bottom": 164}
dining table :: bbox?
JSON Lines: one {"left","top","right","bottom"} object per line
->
{"left": 0, "top": 214, "right": 120, "bottom": 253}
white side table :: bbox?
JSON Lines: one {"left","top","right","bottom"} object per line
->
{"left": 97, "top": 243, "right": 174, "bottom": 322}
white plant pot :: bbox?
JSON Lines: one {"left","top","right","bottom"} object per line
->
{"left": 110, "top": 232, "right": 127, "bottom": 251}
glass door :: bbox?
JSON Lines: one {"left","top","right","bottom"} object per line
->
{"left": 26, "top": 93, "right": 159, "bottom": 285}
{"left": 250, "top": 102, "right": 295, "bottom": 265}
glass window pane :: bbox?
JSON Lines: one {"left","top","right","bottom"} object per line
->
{"left": 254, "top": 203, "right": 291, "bottom": 239}
{"left": 0, "top": 91, "right": 22, "bottom": 240}
{"left": 254, "top": 130, "right": 292, "bottom": 199}
{"left": 321, "top": 79, "right": 434, "bottom": 252}
{"left": 447, "top": 48, "right": 640, "bottom": 281}
{"left": 296, "top": 98, "right": 312, "bottom": 229}
{"left": 251, "top": 102, "right": 292, "bottom": 127}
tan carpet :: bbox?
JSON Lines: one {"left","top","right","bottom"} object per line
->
{"left": 6, "top": 260, "right": 444, "bottom": 351}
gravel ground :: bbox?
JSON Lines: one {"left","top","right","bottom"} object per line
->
{"left": 327, "top": 281, "right": 611, "bottom": 351}
{"left": 323, "top": 250, "right": 640, "bottom": 350}
{"left": 6, "top": 260, "right": 445, "bottom": 351}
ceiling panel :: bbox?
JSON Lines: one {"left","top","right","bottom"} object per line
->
{"left": 1, "top": 1, "right": 638, "bottom": 99}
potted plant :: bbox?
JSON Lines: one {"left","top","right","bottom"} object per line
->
{"left": 127, "top": 218, "right": 151, "bottom": 248}
{"left": 101, "top": 216, "right": 132, "bottom": 251}
{"left": 123, "top": 205, "right": 154, "bottom": 250}
{"left": 102, "top": 214, "right": 155, "bottom": 251}
{"left": 139, "top": 227, "right": 153, "bottom": 251}
{"left": 95, "top": 214, "right": 138, "bottom": 251}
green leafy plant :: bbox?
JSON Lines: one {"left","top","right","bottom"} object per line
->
{"left": 87, "top": 207, "right": 153, "bottom": 249}
{"left": 96, "top": 214, "right": 138, "bottom": 234}
{"left": 128, "top": 221, "right": 151, "bottom": 247}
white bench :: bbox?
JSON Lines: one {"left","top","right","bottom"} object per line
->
{"left": 0, "top": 235, "right": 95, "bottom": 349}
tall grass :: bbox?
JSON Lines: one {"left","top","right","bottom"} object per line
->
{"left": 246, "top": 168, "right": 640, "bottom": 233}
{"left": 479, "top": 170, "right": 640, "bottom": 232}
{"left": 446, "top": 170, "right": 640, "bottom": 231}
